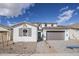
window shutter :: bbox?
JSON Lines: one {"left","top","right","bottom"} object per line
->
{"left": 19, "top": 28, "right": 23, "bottom": 36}
{"left": 27, "top": 28, "right": 31, "bottom": 37}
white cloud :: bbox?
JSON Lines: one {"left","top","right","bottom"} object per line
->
{"left": 0, "top": 3, "right": 34, "bottom": 17}
{"left": 77, "top": 6, "right": 79, "bottom": 10}
{"left": 57, "top": 10, "right": 75, "bottom": 24}
{"left": 69, "top": 22, "right": 74, "bottom": 25}
{"left": 7, "top": 20, "right": 13, "bottom": 26}
{"left": 60, "top": 6, "right": 69, "bottom": 12}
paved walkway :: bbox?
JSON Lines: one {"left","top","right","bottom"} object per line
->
{"left": 36, "top": 41, "right": 57, "bottom": 53}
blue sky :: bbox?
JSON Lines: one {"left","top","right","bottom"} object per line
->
{"left": 0, "top": 3, "right": 79, "bottom": 26}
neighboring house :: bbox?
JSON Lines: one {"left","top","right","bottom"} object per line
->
{"left": 67, "top": 23, "right": 79, "bottom": 40}
{"left": 0, "top": 24, "right": 11, "bottom": 42}
{"left": 11, "top": 22, "right": 38, "bottom": 42}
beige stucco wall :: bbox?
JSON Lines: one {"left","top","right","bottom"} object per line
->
{"left": 34, "top": 24, "right": 38, "bottom": 26}
{"left": 47, "top": 24, "right": 51, "bottom": 27}
{"left": 41, "top": 24, "right": 45, "bottom": 27}
{"left": 53, "top": 24, "right": 57, "bottom": 27}
{"left": 7, "top": 31, "right": 11, "bottom": 41}
{"left": 0, "top": 26, "right": 11, "bottom": 41}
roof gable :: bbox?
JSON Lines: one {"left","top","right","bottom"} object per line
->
{"left": 0, "top": 24, "right": 11, "bottom": 30}
{"left": 67, "top": 23, "right": 79, "bottom": 29}
{"left": 32, "top": 22, "right": 57, "bottom": 24}
{"left": 11, "top": 22, "right": 37, "bottom": 28}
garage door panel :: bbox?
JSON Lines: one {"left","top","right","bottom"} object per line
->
{"left": 47, "top": 31, "right": 64, "bottom": 40}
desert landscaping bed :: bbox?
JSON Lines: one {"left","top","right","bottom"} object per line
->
{"left": 0, "top": 41, "right": 37, "bottom": 55}
{"left": 0, "top": 40, "right": 79, "bottom": 56}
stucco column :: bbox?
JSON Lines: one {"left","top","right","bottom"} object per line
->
{"left": 43, "top": 30, "right": 47, "bottom": 41}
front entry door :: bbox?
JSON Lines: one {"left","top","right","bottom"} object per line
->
{"left": 37, "top": 32, "right": 42, "bottom": 42}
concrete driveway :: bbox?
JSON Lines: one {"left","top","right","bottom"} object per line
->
{"left": 35, "top": 40, "right": 79, "bottom": 55}
{"left": 46, "top": 40, "right": 79, "bottom": 53}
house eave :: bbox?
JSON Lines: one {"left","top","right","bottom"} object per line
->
{"left": 11, "top": 21, "right": 37, "bottom": 28}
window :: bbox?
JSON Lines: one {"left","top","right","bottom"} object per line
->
{"left": 23, "top": 29, "right": 27, "bottom": 36}
{"left": 19, "top": 28, "right": 31, "bottom": 37}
